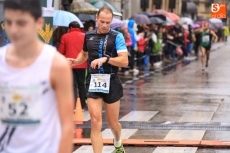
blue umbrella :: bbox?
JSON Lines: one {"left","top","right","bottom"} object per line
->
{"left": 90, "top": 1, "right": 122, "bottom": 16}
{"left": 53, "top": 10, "right": 83, "bottom": 27}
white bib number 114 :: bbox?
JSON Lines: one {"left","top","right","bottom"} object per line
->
{"left": 89, "top": 74, "right": 110, "bottom": 93}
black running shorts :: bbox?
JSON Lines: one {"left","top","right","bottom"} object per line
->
{"left": 86, "top": 74, "right": 123, "bottom": 104}
{"left": 201, "top": 45, "right": 211, "bottom": 51}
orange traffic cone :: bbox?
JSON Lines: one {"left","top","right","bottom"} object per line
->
{"left": 74, "top": 98, "right": 84, "bottom": 122}
{"left": 74, "top": 98, "right": 84, "bottom": 138}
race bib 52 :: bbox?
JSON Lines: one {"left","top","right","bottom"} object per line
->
{"left": 0, "top": 83, "right": 43, "bottom": 126}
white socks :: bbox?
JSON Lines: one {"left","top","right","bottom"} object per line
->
{"left": 114, "top": 139, "right": 122, "bottom": 147}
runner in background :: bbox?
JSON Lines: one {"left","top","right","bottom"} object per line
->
{"left": 196, "top": 22, "right": 218, "bottom": 71}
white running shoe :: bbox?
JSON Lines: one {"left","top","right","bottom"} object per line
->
{"left": 202, "top": 67, "right": 205, "bottom": 71}
{"left": 124, "top": 71, "right": 129, "bottom": 76}
{"left": 133, "top": 69, "right": 139, "bottom": 75}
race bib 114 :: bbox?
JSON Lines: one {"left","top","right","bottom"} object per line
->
{"left": 89, "top": 74, "right": 110, "bottom": 93}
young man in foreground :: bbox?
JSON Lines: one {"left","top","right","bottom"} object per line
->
{"left": 0, "top": 0, "right": 74, "bottom": 153}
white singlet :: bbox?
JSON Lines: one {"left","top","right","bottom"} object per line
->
{"left": 0, "top": 44, "right": 61, "bottom": 153}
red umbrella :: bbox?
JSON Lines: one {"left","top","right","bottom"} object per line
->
{"left": 167, "top": 12, "right": 180, "bottom": 22}
{"left": 152, "top": 9, "right": 168, "bottom": 15}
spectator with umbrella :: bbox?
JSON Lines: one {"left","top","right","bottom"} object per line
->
{"left": 150, "top": 26, "right": 163, "bottom": 67}
{"left": 186, "top": 24, "right": 196, "bottom": 57}
{"left": 223, "top": 25, "right": 229, "bottom": 42}
{"left": 121, "top": 26, "right": 132, "bottom": 75}
{"left": 52, "top": 10, "right": 84, "bottom": 48}
{"left": 128, "top": 19, "right": 140, "bottom": 75}
{"left": 84, "top": 20, "right": 95, "bottom": 32}
{"left": 137, "top": 31, "right": 148, "bottom": 69}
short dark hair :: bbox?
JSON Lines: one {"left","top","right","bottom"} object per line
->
{"left": 97, "top": 6, "right": 113, "bottom": 17}
{"left": 4, "top": 0, "right": 42, "bottom": 20}
{"left": 69, "top": 21, "right": 80, "bottom": 29}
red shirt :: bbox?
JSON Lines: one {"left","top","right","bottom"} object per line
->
{"left": 137, "top": 38, "right": 147, "bottom": 53}
{"left": 58, "top": 28, "right": 87, "bottom": 69}
{"left": 125, "top": 33, "right": 132, "bottom": 47}
{"left": 184, "top": 30, "right": 189, "bottom": 45}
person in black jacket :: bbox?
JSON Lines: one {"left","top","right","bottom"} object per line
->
{"left": 194, "top": 27, "right": 201, "bottom": 57}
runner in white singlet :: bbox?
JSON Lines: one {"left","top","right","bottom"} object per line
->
{"left": 0, "top": 0, "right": 74, "bottom": 153}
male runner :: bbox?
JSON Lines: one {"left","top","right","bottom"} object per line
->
{"left": 69, "top": 6, "right": 128, "bottom": 153}
{"left": 0, "top": 0, "right": 74, "bottom": 153}
{"left": 196, "top": 22, "right": 218, "bottom": 71}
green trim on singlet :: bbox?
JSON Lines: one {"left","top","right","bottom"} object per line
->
{"left": 200, "top": 30, "right": 211, "bottom": 47}
{"left": 85, "top": 69, "right": 88, "bottom": 104}
{"left": 84, "top": 69, "right": 88, "bottom": 85}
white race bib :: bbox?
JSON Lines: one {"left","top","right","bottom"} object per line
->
{"left": 89, "top": 74, "right": 110, "bottom": 93}
{"left": 202, "top": 35, "right": 210, "bottom": 42}
{"left": 0, "top": 83, "right": 43, "bottom": 126}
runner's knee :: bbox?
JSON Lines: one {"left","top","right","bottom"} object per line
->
{"left": 90, "top": 114, "right": 102, "bottom": 131}
{"left": 108, "top": 121, "right": 120, "bottom": 131}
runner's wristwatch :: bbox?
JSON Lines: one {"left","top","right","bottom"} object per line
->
{"left": 105, "top": 56, "right": 110, "bottom": 63}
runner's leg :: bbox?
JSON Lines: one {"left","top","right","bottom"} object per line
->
{"left": 104, "top": 101, "right": 122, "bottom": 142}
{"left": 206, "top": 50, "right": 210, "bottom": 67}
{"left": 88, "top": 98, "right": 103, "bottom": 153}
{"left": 200, "top": 47, "right": 206, "bottom": 68}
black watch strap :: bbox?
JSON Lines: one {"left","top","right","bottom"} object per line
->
{"left": 105, "top": 56, "right": 110, "bottom": 63}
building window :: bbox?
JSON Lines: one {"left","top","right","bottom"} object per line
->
{"left": 194, "top": 1, "right": 199, "bottom": 5}
{"left": 153, "top": 0, "right": 162, "bottom": 9}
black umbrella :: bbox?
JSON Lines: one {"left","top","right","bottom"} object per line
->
{"left": 149, "top": 17, "right": 165, "bottom": 24}
{"left": 151, "top": 14, "right": 167, "bottom": 21}
{"left": 77, "top": 14, "right": 96, "bottom": 23}
{"left": 130, "top": 14, "right": 150, "bottom": 24}
{"left": 138, "top": 12, "right": 155, "bottom": 18}
{"left": 194, "top": 18, "right": 209, "bottom": 22}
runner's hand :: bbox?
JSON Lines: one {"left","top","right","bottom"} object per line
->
{"left": 91, "top": 57, "right": 107, "bottom": 69}
{"left": 67, "top": 58, "right": 76, "bottom": 66}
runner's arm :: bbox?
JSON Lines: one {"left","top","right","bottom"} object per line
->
{"left": 211, "top": 30, "right": 218, "bottom": 42}
{"left": 107, "top": 52, "right": 128, "bottom": 67}
{"left": 70, "top": 35, "right": 89, "bottom": 66}
{"left": 51, "top": 53, "right": 74, "bottom": 153}
{"left": 90, "top": 52, "right": 128, "bottom": 69}
{"left": 71, "top": 50, "right": 88, "bottom": 65}
{"left": 194, "top": 28, "right": 202, "bottom": 33}
{"left": 108, "top": 33, "right": 128, "bottom": 67}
